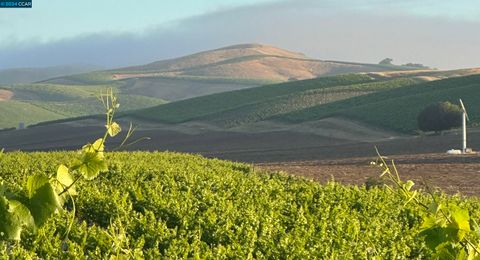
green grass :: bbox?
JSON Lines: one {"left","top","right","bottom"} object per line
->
{"left": 277, "top": 74, "right": 480, "bottom": 133}
{"left": 131, "top": 74, "right": 376, "bottom": 123}
{"left": 0, "top": 101, "right": 64, "bottom": 128}
{"left": 0, "top": 84, "right": 165, "bottom": 128}
{"left": 1, "top": 151, "right": 479, "bottom": 258}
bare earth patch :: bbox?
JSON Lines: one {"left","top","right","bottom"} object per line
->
{"left": 0, "top": 89, "right": 13, "bottom": 101}
{"left": 258, "top": 153, "right": 480, "bottom": 196}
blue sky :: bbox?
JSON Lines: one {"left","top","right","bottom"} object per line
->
{"left": 0, "top": 0, "right": 479, "bottom": 69}
{"left": 0, "top": 0, "right": 277, "bottom": 46}
{"left": 1, "top": 0, "right": 479, "bottom": 46}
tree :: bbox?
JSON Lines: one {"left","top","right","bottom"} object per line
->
{"left": 401, "top": 63, "right": 429, "bottom": 69}
{"left": 379, "top": 58, "right": 393, "bottom": 65}
{"left": 417, "top": 101, "right": 462, "bottom": 132}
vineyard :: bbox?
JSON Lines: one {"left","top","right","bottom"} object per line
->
{"left": 279, "top": 74, "right": 480, "bottom": 133}
{"left": 0, "top": 83, "right": 165, "bottom": 128}
{"left": 1, "top": 151, "right": 479, "bottom": 258}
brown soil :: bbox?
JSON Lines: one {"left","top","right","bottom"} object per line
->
{"left": 259, "top": 154, "right": 480, "bottom": 196}
{"left": 1, "top": 119, "right": 480, "bottom": 196}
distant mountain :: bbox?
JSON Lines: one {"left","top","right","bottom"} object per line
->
{"left": 110, "top": 43, "right": 414, "bottom": 82}
{"left": 0, "top": 64, "right": 102, "bottom": 85}
{"left": 0, "top": 43, "right": 454, "bottom": 129}
{"left": 40, "top": 43, "right": 423, "bottom": 102}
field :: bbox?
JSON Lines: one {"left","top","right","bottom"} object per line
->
{"left": 1, "top": 151, "right": 480, "bottom": 258}
{"left": 131, "top": 74, "right": 412, "bottom": 124}
{"left": 0, "top": 83, "right": 165, "bottom": 128}
{"left": 130, "top": 72, "right": 480, "bottom": 132}
{"left": 1, "top": 68, "right": 480, "bottom": 258}
{"left": 278, "top": 74, "right": 480, "bottom": 133}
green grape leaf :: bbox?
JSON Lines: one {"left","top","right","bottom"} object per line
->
{"left": 419, "top": 226, "right": 458, "bottom": 250}
{"left": 82, "top": 138, "right": 105, "bottom": 156}
{"left": 74, "top": 151, "right": 108, "bottom": 180}
{"left": 106, "top": 122, "right": 121, "bottom": 137}
{"left": 56, "top": 164, "right": 76, "bottom": 196}
{"left": 0, "top": 196, "right": 35, "bottom": 240}
{"left": 27, "top": 174, "right": 62, "bottom": 227}
{"left": 449, "top": 206, "right": 470, "bottom": 241}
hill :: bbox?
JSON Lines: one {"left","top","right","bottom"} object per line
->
{"left": 0, "top": 43, "right": 428, "bottom": 128}
{"left": 0, "top": 83, "right": 165, "bottom": 129}
{"left": 0, "top": 64, "right": 100, "bottom": 85}
{"left": 128, "top": 69, "right": 480, "bottom": 133}
{"left": 42, "top": 43, "right": 419, "bottom": 102}
{"left": 1, "top": 151, "right": 479, "bottom": 258}
{"left": 277, "top": 73, "right": 480, "bottom": 133}
{"left": 111, "top": 43, "right": 411, "bottom": 82}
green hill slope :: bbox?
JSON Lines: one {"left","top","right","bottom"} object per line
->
{"left": 40, "top": 44, "right": 419, "bottom": 102}
{"left": 130, "top": 74, "right": 422, "bottom": 127}
{"left": 1, "top": 151, "right": 479, "bottom": 257}
{"left": 0, "top": 83, "right": 165, "bottom": 128}
{"left": 277, "top": 74, "right": 480, "bottom": 133}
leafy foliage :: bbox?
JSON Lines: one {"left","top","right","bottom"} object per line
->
{"left": 373, "top": 149, "right": 480, "bottom": 259}
{"left": 0, "top": 151, "right": 479, "bottom": 258}
{"left": 0, "top": 88, "right": 123, "bottom": 243}
{"left": 417, "top": 101, "right": 462, "bottom": 132}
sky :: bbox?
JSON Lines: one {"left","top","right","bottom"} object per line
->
{"left": 0, "top": 0, "right": 479, "bottom": 70}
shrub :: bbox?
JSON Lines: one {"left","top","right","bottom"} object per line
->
{"left": 417, "top": 101, "right": 462, "bottom": 132}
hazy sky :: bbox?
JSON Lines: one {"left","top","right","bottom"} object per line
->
{"left": 0, "top": 0, "right": 479, "bottom": 69}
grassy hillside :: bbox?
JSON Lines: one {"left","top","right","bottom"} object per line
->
{"left": 112, "top": 43, "right": 410, "bottom": 82}
{"left": 0, "top": 100, "right": 64, "bottom": 127}
{"left": 130, "top": 74, "right": 420, "bottom": 126}
{"left": 277, "top": 74, "right": 480, "bottom": 133}
{"left": 1, "top": 151, "right": 479, "bottom": 258}
{"left": 0, "top": 83, "right": 165, "bottom": 128}
{"left": 39, "top": 44, "right": 419, "bottom": 103}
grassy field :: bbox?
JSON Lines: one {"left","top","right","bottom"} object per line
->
{"left": 0, "top": 83, "right": 165, "bottom": 128}
{"left": 1, "top": 151, "right": 479, "bottom": 258}
{"left": 0, "top": 100, "right": 64, "bottom": 128}
{"left": 277, "top": 74, "right": 480, "bottom": 133}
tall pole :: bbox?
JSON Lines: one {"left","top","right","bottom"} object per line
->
{"left": 462, "top": 111, "right": 467, "bottom": 153}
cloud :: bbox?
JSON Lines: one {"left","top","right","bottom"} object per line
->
{"left": 0, "top": 0, "right": 479, "bottom": 70}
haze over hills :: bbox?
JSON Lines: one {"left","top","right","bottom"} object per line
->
{"left": 0, "top": 64, "right": 101, "bottom": 85}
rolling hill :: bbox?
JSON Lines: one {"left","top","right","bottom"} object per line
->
{"left": 0, "top": 83, "right": 166, "bottom": 129}
{"left": 0, "top": 43, "right": 426, "bottom": 129}
{"left": 277, "top": 73, "right": 480, "bottom": 133}
{"left": 128, "top": 69, "right": 480, "bottom": 134}
{"left": 110, "top": 43, "right": 412, "bottom": 82}
{"left": 40, "top": 43, "right": 420, "bottom": 102}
